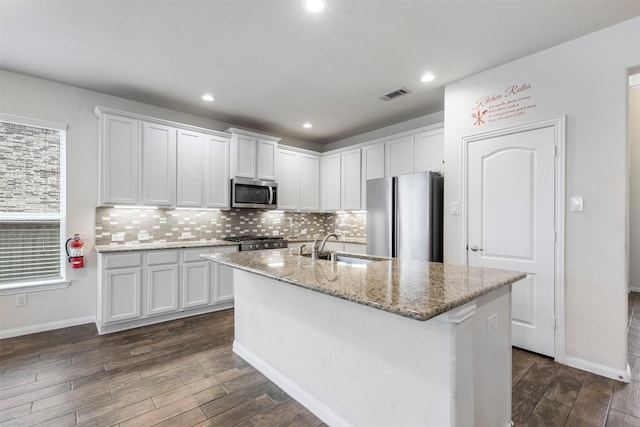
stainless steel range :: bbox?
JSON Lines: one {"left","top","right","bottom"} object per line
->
{"left": 223, "top": 235, "right": 288, "bottom": 251}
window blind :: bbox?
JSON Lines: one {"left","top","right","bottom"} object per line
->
{"left": 0, "top": 222, "right": 62, "bottom": 283}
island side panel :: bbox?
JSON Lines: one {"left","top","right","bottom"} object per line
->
{"left": 232, "top": 269, "right": 489, "bottom": 427}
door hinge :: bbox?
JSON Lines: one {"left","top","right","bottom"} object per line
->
{"left": 553, "top": 230, "right": 556, "bottom": 243}
{"left": 552, "top": 317, "right": 557, "bottom": 330}
{"left": 554, "top": 146, "right": 558, "bottom": 157}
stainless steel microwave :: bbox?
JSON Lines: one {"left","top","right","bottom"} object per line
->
{"left": 231, "top": 177, "right": 278, "bottom": 209}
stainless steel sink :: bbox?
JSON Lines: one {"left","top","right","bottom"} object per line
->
{"left": 300, "top": 252, "right": 388, "bottom": 264}
{"left": 335, "top": 255, "right": 376, "bottom": 265}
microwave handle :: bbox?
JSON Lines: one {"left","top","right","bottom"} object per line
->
{"left": 268, "top": 186, "right": 274, "bottom": 205}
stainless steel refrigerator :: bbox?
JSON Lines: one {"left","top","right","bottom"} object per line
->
{"left": 366, "top": 171, "right": 443, "bottom": 261}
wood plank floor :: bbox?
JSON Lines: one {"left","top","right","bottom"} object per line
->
{"left": 1, "top": 292, "right": 638, "bottom": 426}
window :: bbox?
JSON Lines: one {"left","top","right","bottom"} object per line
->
{"left": 0, "top": 114, "right": 67, "bottom": 293}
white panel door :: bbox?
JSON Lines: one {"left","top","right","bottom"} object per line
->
{"left": 182, "top": 261, "right": 210, "bottom": 309}
{"left": 147, "top": 264, "right": 179, "bottom": 316}
{"left": 142, "top": 122, "right": 176, "bottom": 207}
{"left": 101, "top": 115, "right": 140, "bottom": 205}
{"left": 204, "top": 135, "right": 230, "bottom": 208}
{"left": 277, "top": 149, "right": 301, "bottom": 210}
{"left": 467, "top": 125, "right": 556, "bottom": 357}
{"left": 257, "top": 139, "right": 277, "bottom": 181}
{"left": 300, "top": 154, "right": 320, "bottom": 211}
{"left": 176, "top": 130, "right": 203, "bottom": 207}
{"left": 385, "top": 135, "right": 414, "bottom": 176}
{"left": 341, "top": 149, "right": 361, "bottom": 210}
{"left": 414, "top": 129, "right": 444, "bottom": 173}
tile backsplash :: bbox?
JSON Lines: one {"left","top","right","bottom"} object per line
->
{"left": 95, "top": 208, "right": 366, "bottom": 245}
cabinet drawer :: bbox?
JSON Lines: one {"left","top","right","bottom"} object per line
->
{"left": 184, "top": 248, "right": 212, "bottom": 262}
{"left": 104, "top": 253, "right": 142, "bottom": 269}
{"left": 147, "top": 251, "right": 178, "bottom": 265}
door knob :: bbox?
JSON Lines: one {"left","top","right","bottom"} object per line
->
{"left": 469, "top": 245, "right": 484, "bottom": 252}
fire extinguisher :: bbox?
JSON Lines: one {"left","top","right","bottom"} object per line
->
{"left": 65, "top": 234, "right": 84, "bottom": 269}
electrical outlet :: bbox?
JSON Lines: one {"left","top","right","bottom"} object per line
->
{"left": 138, "top": 232, "right": 150, "bottom": 241}
{"left": 111, "top": 232, "right": 125, "bottom": 242}
{"left": 15, "top": 293, "right": 27, "bottom": 307}
{"left": 487, "top": 314, "right": 498, "bottom": 333}
{"left": 180, "top": 232, "right": 193, "bottom": 239}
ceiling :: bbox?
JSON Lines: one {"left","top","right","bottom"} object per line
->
{"left": 1, "top": 1, "right": 640, "bottom": 144}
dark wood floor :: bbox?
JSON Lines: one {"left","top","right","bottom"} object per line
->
{"left": 1, "top": 293, "right": 638, "bottom": 426}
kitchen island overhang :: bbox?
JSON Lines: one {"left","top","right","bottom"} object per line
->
{"left": 202, "top": 249, "right": 525, "bottom": 427}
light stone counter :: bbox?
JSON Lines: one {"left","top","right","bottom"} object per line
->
{"left": 201, "top": 248, "right": 524, "bottom": 321}
{"left": 95, "top": 239, "right": 238, "bottom": 253}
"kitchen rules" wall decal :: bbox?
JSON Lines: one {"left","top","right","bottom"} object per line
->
{"left": 471, "top": 82, "right": 537, "bottom": 126}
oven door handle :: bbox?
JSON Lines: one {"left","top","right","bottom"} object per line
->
{"left": 268, "top": 186, "right": 274, "bottom": 205}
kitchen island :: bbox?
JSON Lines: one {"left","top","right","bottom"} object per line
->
{"left": 201, "top": 249, "right": 525, "bottom": 427}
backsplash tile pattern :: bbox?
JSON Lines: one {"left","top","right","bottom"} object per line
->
{"left": 95, "top": 208, "right": 367, "bottom": 245}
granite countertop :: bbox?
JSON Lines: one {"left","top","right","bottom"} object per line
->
{"left": 201, "top": 249, "right": 525, "bottom": 321}
{"left": 94, "top": 239, "right": 239, "bottom": 253}
{"left": 286, "top": 236, "right": 367, "bottom": 245}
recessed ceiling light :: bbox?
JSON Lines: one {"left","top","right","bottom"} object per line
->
{"left": 201, "top": 94, "right": 215, "bottom": 102}
{"left": 420, "top": 73, "right": 435, "bottom": 83}
{"left": 303, "top": 122, "right": 313, "bottom": 128}
{"left": 305, "top": 0, "right": 326, "bottom": 13}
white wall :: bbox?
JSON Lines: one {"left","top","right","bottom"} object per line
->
{"left": 444, "top": 17, "right": 640, "bottom": 375}
{"left": 630, "top": 79, "right": 640, "bottom": 291}
{"left": 0, "top": 70, "right": 318, "bottom": 336}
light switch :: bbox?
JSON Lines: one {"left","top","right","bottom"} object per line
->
{"left": 570, "top": 196, "right": 584, "bottom": 212}
{"left": 451, "top": 202, "right": 460, "bottom": 215}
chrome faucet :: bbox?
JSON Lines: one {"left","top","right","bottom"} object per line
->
{"left": 318, "top": 233, "right": 341, "bottom": 254}
{"left": 297, "top": 244, "right": 306, "bottom": 256}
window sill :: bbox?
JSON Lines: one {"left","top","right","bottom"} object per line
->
{"left": 0, "top": 279, "right": 71, "bottom": 296}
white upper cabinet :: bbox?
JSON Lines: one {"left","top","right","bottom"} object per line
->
{"left": 97, "top": 107, "right": 231, "bottom": 208}
{"left": 414, "top": 128, "right": 444, "bottom": 173}
{"left": 384, "top": 125, "right": 444, "bottom": 177}
{"left": 385, "top": 135, "right": 415, "bottom": 177}
{"left": 141, "top": 122, "right": 176, "bottom": 207}
{"left": 176, "top": 130, "right": 204, "bottom": 207}
{"left": 177, "top": 130, "right": 230, "bottom": 209}
{"left": 277, "top": 149, "right": 300, "bottom": 211}
{"left": 204, "top": 134, "right": 230, "bottom": 208}
{"left": 321, "top": 153, "right": 341, "bottom": 211}
{"left": 341, "top": 148, "right": 361, "bottom": 211}
{"left": 228, "top": 128, "right": 280, "bottom": 181}
{"left": 99, "top": 114, "right": 140, "bottom": 205}
{"left": 300, "top": 153, "right": 320, "bottom": 211}
{"left": 361, "top": 143, "right": 385, "bottom": 210}
{"left": 277, "top": 148, "right": 320, "bottom": 211}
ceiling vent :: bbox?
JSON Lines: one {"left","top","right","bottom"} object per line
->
{"left": 379, "top": 87, "right": 411, "bottom": 101}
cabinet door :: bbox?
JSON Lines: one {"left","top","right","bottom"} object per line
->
{"left": 341, "top": 149, "right": 361, "bottom": 211}
{"left": 204, "top": 135, "right": 230, "bottom": 208}
{"left": 361, "top": 143, "right": 385, "bottom": 210}
{"left": 100, "top": 115, "right": 139, "bottom": 205}
{"left": 385, "top": 135, "right": 415, "bottom": 177}
{"left": 414, "top": 128, "right": 444, "bottom": 173}
{"left": 277, "top": 149, "right": 301, "bottom": 210}
{"left": 300, "top": 154, "right": 320, "bottom": 211}
{"left": 176, "top": 130, "right": 203, "bottom": 207}
{"left": 257, "top": 139, "right": 277, "bottom": 181}
{"left": 142, "top": 122, "right": 176, "bottom": 207}
{"left": 213, "top": 246, "right": 237, "bottom": 303}
{"left": 147, "top": 264, "right": 179, "bottom": 316}
{"left": 321, "top": 153, "right": 341, "bottom": 211}
{"left": 234, "top": 134, "right": 256, "bottom": 179}
{"left": 104, "top": 267, "right": 141, "bottom": 323}
{"left": 182, "top": 261, "right": 210, "bottom": 309}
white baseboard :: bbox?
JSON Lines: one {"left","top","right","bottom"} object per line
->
{"left": 564, "top": 355, "right": 630, "bottom": 383}
{"left": 630, "top": 286, "right": 640, "bottom": 293}
{"left": 233, "top": 340, "right": 354, "bottom": 427}
{"left": 0, "top": 316, "right": 96, "bottom": 339}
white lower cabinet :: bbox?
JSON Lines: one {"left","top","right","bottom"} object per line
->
{"left": 97, "top": 245, "right": 238, "bottom": 334}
